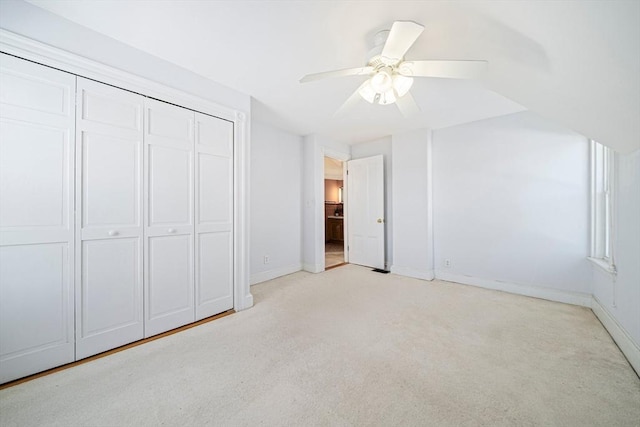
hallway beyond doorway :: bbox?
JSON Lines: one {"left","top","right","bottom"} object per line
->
{"left": 325, "top": 241, "right": 344, "bottom": 269}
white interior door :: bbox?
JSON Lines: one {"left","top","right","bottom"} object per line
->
{"left": 0, "top": 54, "right": 76, "bottom": 382}
{"left": 194, "top": 113, "right": 234, "bottom": 320}
{"left": 144, "top": 99, "right": 195, "bottom": 337}
{"left": 75, "top": 78, "right": 144, "bottom": 359}
{"left": 347, "top": 155, "right": 385, "bottom": 269}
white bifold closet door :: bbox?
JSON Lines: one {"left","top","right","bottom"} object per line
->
{"left": 0, "top": 54, "right": 76, "bottom": 383}
{"left": 75, "top": 78, "right": 144, "bottom": 359}
{"left": 144, "top": 99, "right": 195, "bottom": 337}
{"left": 194, "top": 113, "right": 234, "bottom": 320}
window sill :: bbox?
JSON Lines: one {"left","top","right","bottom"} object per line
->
{"left": 588, "top": 257, "right": 617, "bottom": 276}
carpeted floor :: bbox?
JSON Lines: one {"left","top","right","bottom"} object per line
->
{"left": 1, "top": 265, "right": 639, "bottom": 426}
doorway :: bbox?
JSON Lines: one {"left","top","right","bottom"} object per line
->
{"left": 324, "top": 157, "right": 346, "bottom": 269}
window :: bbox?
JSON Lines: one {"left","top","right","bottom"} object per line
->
{"left": 589, "top": 140, "right": 616, "bottom": 273}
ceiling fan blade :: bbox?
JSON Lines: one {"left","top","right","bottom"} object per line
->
{"left": 395, "top": 91, "right": 421, "bottom": 117}
{"left": 399, "top": 60, "right": 488, "bottom": 79}
{"left": 334, "top": 80, "right": 370, "bottom": 116}
{"left": 300, "top": 66, "right": 374, "bottom": 83}
{"left": 380, "top": 21, "right": 425, "bottom": 65}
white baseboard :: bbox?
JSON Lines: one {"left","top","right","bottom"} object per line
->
{"left": 250, "top": 263, "right": 302, "bottom": 285}
{"left": 302, "top": 263, "right": 323, "bottom": 274}
{"left": 434, "top": 271, "right": 592, "bottom": 307}
{"left": 591, "top": 296, "right": 640, "bottom": 376}
{"left": 391, "top": 266, "right": 434, "bottom": 281}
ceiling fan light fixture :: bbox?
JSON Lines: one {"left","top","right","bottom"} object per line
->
{"left": 300, "top": 20, "right": 486, "bottom": 116}
{"left": 359, "top": 69, "right": 412, "bottom": 106}
{"left": 359, "top": 79, "right": 398, "bottom": 106}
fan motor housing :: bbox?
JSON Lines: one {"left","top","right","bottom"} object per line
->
{"left": 366, "top": 29, "right": 390, "bottom": 67}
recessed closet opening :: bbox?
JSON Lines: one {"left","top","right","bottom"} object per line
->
{"left": 0, "top": 50, "right": 250, "bottom": 385}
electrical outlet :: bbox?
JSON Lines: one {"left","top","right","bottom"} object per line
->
{"left": 263, "top": 255, "right": 269, "bottom": 264}
{"left": 444, "top": 259, "right": 451, "bottom": 268}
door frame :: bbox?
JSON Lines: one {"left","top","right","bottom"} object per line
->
{"left": 0, "top": 29, "right": 253, "bottom": 311}
{"left": 321, "top": 148, "right": 350, "bottom": 271}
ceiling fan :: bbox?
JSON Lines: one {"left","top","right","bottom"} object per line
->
{"left": 300, "top": 21, "right": 487, "bottom": 116}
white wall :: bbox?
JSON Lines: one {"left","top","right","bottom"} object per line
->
{"left": 302, "top": 134, "right": 350, "bottom": 272}
{"left": 433, "top": 111, "right": 592, "bottom": 299}
{"left": 351, "top": 137, "right": 393, "bottom": 268}
{"left": 391, "top": 129, "right": 434, "bottom": 280}
{"left": 0, "top": 0, "right": 249, "bottom": 112}
{"left": 250, "top": 120, "right": 303, "bottom": 284}
{"left": 592, "top": 149, "right": 640, "bottom": 347}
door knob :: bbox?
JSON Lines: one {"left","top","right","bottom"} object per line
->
{"left": 377, "top": 218, "right": 384, "bottom": 223}
{"left": 108, "top": 230, "right": 119, "bottom": 236}
{"left": 167, "top": 228, "right": 177, "bottom": 234}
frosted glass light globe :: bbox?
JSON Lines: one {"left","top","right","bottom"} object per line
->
{"left": 370, "top": 68, "right": 393, "bottom": 93}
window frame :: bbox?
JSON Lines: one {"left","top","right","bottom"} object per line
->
{"left": 589, "top": 139, "right": 616, "bottom": 275}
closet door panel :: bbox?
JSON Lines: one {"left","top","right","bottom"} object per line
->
{"left": 197, "top": 232, "right": 232, "bottom": 309}
{"left": 81, "top": 132, "right": 140, "bottom": 236}
{"left": 0, "top": 123, "right": 67, "bottom": 233}
{"left": 147, "top": 235, "right": 193, "bottom": 332}
{"left": 196, "top": 113, "right": 233, "bottom": 155}
{"left": 0, "top": 244, "right": 72, "bottom": 382}
{"left": 0, "top": 54, "right": 75, "bottom": 383}
{"left": 77, "top": 237, "right": 142, "bottom": 359}
{"left": 76, "top": 78, "right": 144, "bottom": 359}
{"left": 148, "top": 145, "right": 191, "bottom": 226}
{"left": 199, "top": 154, "right": 231, "bottom": 224}
{"left": 195, "top": 113, "right": 233, "bottom": 320}
{"left": 144, "top": 99, "right": 195, "bottom": 337}
{"left": 0, "top": 245, "right": 68, "bottom": 354}
{"left": 0, "top": 55, "right": 73, "bottom": 122}
{"left": 81, "top": 87, "right": 141, "bottom": 130}
{"left": 148, "top": 109, "right": 192, "bottom": 142}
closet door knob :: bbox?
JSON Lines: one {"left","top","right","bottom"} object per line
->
{"left": 108, "top": 230, "right": 119, "bottom": 236}
{"left": 167, "top": 228, "right": 176, "bottom": 234}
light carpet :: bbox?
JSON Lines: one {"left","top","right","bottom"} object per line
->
{"left": 1, "top": 264, "right": 639, "bottom": 426}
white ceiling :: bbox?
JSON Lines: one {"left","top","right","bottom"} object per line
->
{"left": 25, "top": 0, "right": 640, "bottom": 151}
